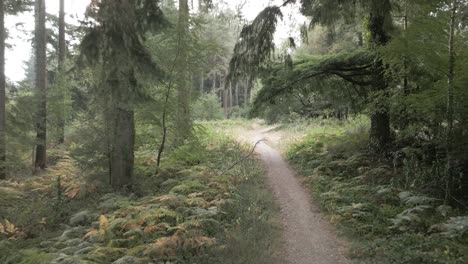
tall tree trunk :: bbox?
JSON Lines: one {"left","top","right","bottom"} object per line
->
{"left": 175, "top": 0, "right": 192, "bottom": 145}
{"left": 57, "top": 0, "right": 66, "bottom": 144}
{"left": 235, "top": 82, "right": 239, "bottom": 107}
{"left": 110, "top": 107, "right": 134, "bottom": 188}
{"left": 445, "top": 1, "right": 458, "bottom": 203}
{"left": 229, "top": 82, "right": 233, "bottom": 113}
{"left": 243, "top": 79, "right": 248, "bottom": 106}
{"left": 368, "top": 11, "right": 391, "bottom": 151}
{"left": 0, "top": 0, "right": 5, "bottom": 179}
{"left": 212, "top": 72, "right": 216, "bottom": 93}
{"left": 222, "top": 76, "right": 228, "bottom": 117}
{"left": 403, "top": 3, "right": 409, "bottom": 96}
{"left": 34, "top": 0, "right": 47, "bottom": 170}
{"left": 200, "top": 73, "right": 204, "bottom": 94}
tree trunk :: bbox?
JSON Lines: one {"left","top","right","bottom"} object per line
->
{"left": 200, "top": 73, "right": 204, "bottom": 94}
{"left": 445, "top": 1, "right": 458, "bottom": 203}
{"left": 243, "top": 79, "right": 248, "bottom": 106}
{"left": 57, "top": 0, "right": 66, "bottom": 144}
{"left": 212, "top": 72, "right": 216, "bottom": 93}
{"left": 370, "top": 111, "right": 390, "bottom": 149}
{"left": 175, "top": 0, "right": 192, "bottom": 145}
{"left": 222, "top": 76, "right": 228, "bottom": 117}
{"left": 0, "top": 0, "right": 5, "bottom": 179}
{"left": 229, "top": 81, "right": 233, "bottom": 113}
{"left": 34, "top": 0, "right": 47, "bottom": 170}
{"left": 403, "top": 4, "right": 409, "bottom": 96}
{"left": 235, "top": 82, "right": 239, "bottom": 107}
{"left": 368, "top": 11, "right": 391, "bottom": 151}
{"left": 110, "top": 107, "right": 134, "bottom": 188}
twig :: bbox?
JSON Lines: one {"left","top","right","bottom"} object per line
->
{"left": 218, "top": 140, "right": 264, "bottom": 177}
{"left": 452, "top": 196, "right": 468, "bottom": 211}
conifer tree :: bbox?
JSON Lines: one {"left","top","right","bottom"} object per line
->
{"left": 34, "top": 0, "right": 47, "bottom": 170}
{"left": 0, "top": 0, "right": 5, "bottom": 179}
{"left": 175, "top": 0, "right": 192, "bottom": 145}
{"left": 80, "top": 0, "right": 166, "bottom": 188}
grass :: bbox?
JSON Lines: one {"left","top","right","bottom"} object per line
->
{"left": 283, "top": 118, "right": 468, "bottom": 264}
{"left": 0, "top": 125, "right": 283, "bottom": 264}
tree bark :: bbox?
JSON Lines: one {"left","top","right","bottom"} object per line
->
{"left": 229, "top": 81, "right": 233, "bottom": 113}
{"left": 243, "top": 79, "right": 248, "bottom": 106}
{"left": 110, "top": 107, "right": 134, "bottom": 188}
{"left": 235, "top": 82, "right": 239, "bottom": 107}
{"left": 403, "top": 3, "right": 409, "bottom": 96}
{"left": 175, "top": 0, "right": 192, "bottom": 145}
{"left": 368, "top": 11, "right": 391, "bottom": 151}
{"left": 34, "top": 0, "right": 47, "bottom": 170}
{"left": 212, "top": 72, "right": 216, "bottom": 93}
{"left": 445, "top": 1, "right": 458, "bottom": 203}
{"left": 200, "top": 73, "right": 204, "bottom": 94}
{"left": 57, "top": 0, "right": 66, "bottom": 144}
{"left": 0, "top": 0, "right": 6, "bottom": 179}
{"left": 222, "top": 75, "right": 228, "bottom": 117}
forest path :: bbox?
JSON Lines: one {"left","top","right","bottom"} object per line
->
{"left": 236, "top": 124, "right": 348, "bottom": 264}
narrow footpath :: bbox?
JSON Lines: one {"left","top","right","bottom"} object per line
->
{"left": 244, "top": 126, "right": 348, "bottom": 264}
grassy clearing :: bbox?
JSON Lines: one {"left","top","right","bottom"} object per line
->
{"left": 284, "top": 118, "right": 468, "bottom": 264}
{"left": 0, "top": 127, "right": 282, "bottom": 264}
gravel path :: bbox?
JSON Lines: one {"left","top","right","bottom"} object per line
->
{"left": 245, "top": 126, "right": 348, "bottom": 264}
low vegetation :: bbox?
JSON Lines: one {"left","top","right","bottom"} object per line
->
{"left": 285, "top": 119, "right": 468, "bottom": 263}
{"left": 0, "top": 130, "right": 282, "bottom": 264}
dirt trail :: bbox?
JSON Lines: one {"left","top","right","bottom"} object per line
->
{"left": 242, "top": 125, "right": 348, "bottom": 264}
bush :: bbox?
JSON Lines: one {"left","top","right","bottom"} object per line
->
{"left": 192, "top": 93, "right": 224, "bottom": 121}
{"left": 286, "top": 119, "right": 468, "bottom": 263}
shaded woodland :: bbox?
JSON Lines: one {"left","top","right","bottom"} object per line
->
{"left": 0, "top": 0, "right": 468, "bottom": 263}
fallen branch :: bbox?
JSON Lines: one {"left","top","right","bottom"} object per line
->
{"left": 218, "top": 140, "right": 265, "bottom": 177}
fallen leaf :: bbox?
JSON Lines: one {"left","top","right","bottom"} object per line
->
{"left": 83, "top": 229, "right": 98, "bottom": 240}
{"left": 5, "top": 219, "right": 16, "bottom": 233}
{"left": 65, "top": 187, "right": 80, "bottom": 199}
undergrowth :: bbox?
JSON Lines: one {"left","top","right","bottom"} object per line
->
{"left": 0, "top": 129, "right": 282, "bottom": 263}
{"left": 286, "top": 119, "right": 468, "bottom": 264}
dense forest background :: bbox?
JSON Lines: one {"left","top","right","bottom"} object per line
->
{"left": 0, "top": 0, "right": 468, "bottom": 263}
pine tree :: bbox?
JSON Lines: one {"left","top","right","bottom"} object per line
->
{"left": 0, "top": 0, "right": 5, "bottom": 179}
{"left": 80, "top": 0, "right": 166, "bottom": 188}
{"left": 34, "top": 0, "right": 47, "bottom": 170}
{"left": 175, "top": 0, "right": 192, "bottom": 145}
{"left": 57, "top": 0, "right": 66, "bottom": 144}
{"left": 445, "top": 0, "right": 459, "bottom": 202}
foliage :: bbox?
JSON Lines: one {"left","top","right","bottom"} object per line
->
{"left": 286, "top": 119, "right": 468, "bottom": 263}
{"left": 0, "top": 129, "right": 281, "bottom": 263}
{"left": 192, "top": 93, "right": 224, "bottom": 121}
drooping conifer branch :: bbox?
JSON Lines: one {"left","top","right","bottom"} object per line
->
{"left": 251, "top": 51, "right": 374, "bottom": 113}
